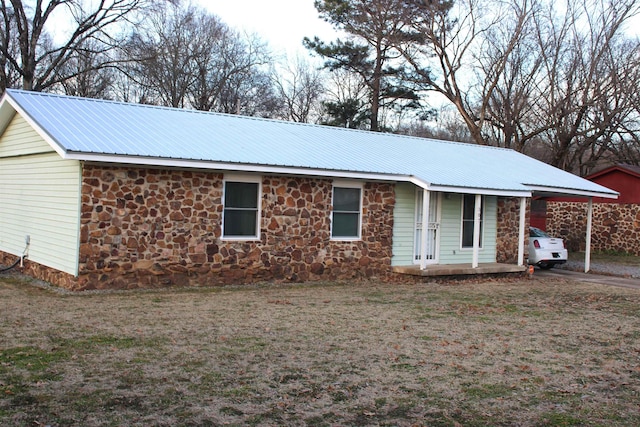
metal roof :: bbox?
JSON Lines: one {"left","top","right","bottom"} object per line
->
{"left": 0, "top": 89, "right": 618, "bottom": 198}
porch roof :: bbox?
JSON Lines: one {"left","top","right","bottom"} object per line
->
{"left": 0, "top": 89, "right": 617, "bottom": 199}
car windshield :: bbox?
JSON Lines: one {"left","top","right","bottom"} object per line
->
{"left": 530, "top": 227, "right": 551, "bottom": 238}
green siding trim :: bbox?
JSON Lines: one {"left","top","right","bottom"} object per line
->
{"left": 0, "top": 113, "right": 54, "bottom": 157}
{"left": 0, "top": 114, "right": 81, "bottom": 276}
{"left": 391, "top": 182, "right": 415, "bottom": 266}
{"left": 391, "top": 188, "right": 498, "bottom": 266}
{"left": 439, "top": 194, "right": 497, "bottom": 264}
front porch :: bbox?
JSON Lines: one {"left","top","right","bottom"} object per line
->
{"left": 393, "top": 263, "right": 527, "bottom": 277}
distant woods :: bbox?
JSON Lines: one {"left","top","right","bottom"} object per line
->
{"left": 1, "top": 0, "right": 639, "bottom": 174}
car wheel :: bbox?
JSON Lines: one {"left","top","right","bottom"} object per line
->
{"left": 539, "top": 263, "right": 553, "bottom": 270}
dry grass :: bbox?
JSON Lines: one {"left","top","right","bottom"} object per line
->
{"left": 1, "top": 274, "right": 640, "bottom": 426}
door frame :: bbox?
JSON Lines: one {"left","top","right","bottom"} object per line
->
{"left": 413, "top": 189, "right": 441, "bottom": 265}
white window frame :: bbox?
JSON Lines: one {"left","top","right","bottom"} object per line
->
{"left": 460, "top": 194, "right": 484, "bottom": 250}
{"left": 331, "top": 180, "right": 363, "bottom": 241}
{"left": 221, "top": 174, "right": 262, "bottom": 241}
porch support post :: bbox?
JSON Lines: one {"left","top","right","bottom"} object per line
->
{"left": 472, "top": 194, "right": 481, "bottom": 268}
{"left": 517, "top": 197, "right": 527, "bottom": 266}
{"left": 420, "top": 189, "right": 431, "bottom": 270}
{"left": 585, "top": 197, "right": 593, "bottom": 273}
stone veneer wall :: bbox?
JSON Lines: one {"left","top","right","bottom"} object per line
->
{"left": 546, "top": 201, "right": 640, "bottom": 255}
{"left": 495, "top": 197, "right": 530, "bottom": 263}
{"left": 73, "top": 164, "right": 395, "bottom": 291}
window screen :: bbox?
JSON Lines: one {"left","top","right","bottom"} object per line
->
{"left": 332, "top": 186, "right": 361, "bottom": 238}
{"left": 223, "top": 181, "right": 259, "bottom": 238}
{"left": 462, "top": 194, "right": 483, "bottom": 248}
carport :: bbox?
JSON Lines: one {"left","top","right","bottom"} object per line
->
{"left": 520, "top": 187, "right": 619, "bottom": 272}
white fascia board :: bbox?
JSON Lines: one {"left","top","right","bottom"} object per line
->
{"left": 408, "top": 177, "right": 531, "bottom": 198}
{"left": 526, "top": 185, "right": 619, "bottom": 199}
{"left": 64, "top": 152, "right": 406, "bottom": 182}
{"left": 3, "top": 94, "right": 69, "bottom": 158}
{"left": 433, "top": 185, "right": 531, "bottom": 198}
{"left": 0, "top": 95, "right": 17, "bottom": 133}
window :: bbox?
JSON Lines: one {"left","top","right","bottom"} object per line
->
{"left": 223, "top": 179, "right": 260, "bottom": 239}
{"left": 331, "top": 184, "right": 362, "bottom": 239}
{"left": 461, "top": 194, "right": 483, "bottom": 248}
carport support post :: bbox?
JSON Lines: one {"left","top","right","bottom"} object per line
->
{"left": 518, "top": 197, "right": 527, "bottom": 266}
{"left": 420, "top": 189, "right": 431, "bottom": 270}
{"left": 585, "top": 197, "right": 593, "bottom": 273}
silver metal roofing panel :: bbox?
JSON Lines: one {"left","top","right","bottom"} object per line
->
{"left": 3, "top": 89, "right": 617, "bottom": 197}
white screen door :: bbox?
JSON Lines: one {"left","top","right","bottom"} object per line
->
{"left": 414, "top": 190, "right": 440, "bottom": 264}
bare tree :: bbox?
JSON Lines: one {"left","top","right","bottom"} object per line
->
{"left": 0, "top": 4, "right": 21, "bottom": 91}
{"left": 125, "top": 2, "right": 275, "bottom": 114}
{"left": 0, "top": 0, "right": 153, "bottom": 92}
{"left": 215, "top": 62, "right": 280, "bottom": 117}
{"left": 401, "top": 103, "right": 472, "bottom": 142}
{"left": 480, "top": 1, "right": 547, "bottom": 152}
{"left": 109, "top": 55, "right": 154, "bottom": 104}
{"left": 57, "top": 39, "right": 114, "bottom": 98}
{"left": 271, "top": 55, "right": 325, "bottom": 123}
{"left": 190, "top": 31, "right": 274, "bottom": 115}
{"left": 398, "top": 0, "right": 640, "bottom": 174}
{"left": 531, "top": 0, "right": 640, "bottom": 172}
{"left": 605, "top": 40, "right": 640, "bottom": 166}
{"left": 399, "top": 0, "right": 536, "bottom": 145}
{"left": 188, "top": 17, "right": 239, "bottom": 111}
{"left": 125, "top": 2, "right": 201, "bottom": 107}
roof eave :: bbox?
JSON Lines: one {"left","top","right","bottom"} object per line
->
{"left": 409, "top": 178, "right": 531, "bottom": 198}
{"left": 526, "top": 184, "right": 619, "bottom": 199}
{"left": 64, "top": 151, "right": 406, "bottom": 182}
{"left": 65, "top": 152, "right": 532, "bottom": 197}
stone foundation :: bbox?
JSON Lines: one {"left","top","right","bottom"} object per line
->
{"left": 72, "top": 165, "right": 395, "bottom": 291}
{"left": 496, "top": 197, "right": 529, "bottom": 263}
{"left": 0, "top": 252, "right": 77, "bottom": 289}
{"left": 546, "top": 201, "right": 640, "bottom": 255}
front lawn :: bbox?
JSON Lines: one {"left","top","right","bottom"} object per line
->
{"left": 1, "top": 275, "right": 639, "bottom": 426}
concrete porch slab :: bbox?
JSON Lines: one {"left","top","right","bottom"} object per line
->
{"left": 392, "top": 263, "right": 528, "bottom": 277}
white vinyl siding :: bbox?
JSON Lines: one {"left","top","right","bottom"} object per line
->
{"left": 391, "top": 182, "right": 416, "bottom": 266}
{"left": 0, "top": 114, "right": 81, "bottom": 275}
{"left": 0, "top": 113, "right": 53, "bottom": 157}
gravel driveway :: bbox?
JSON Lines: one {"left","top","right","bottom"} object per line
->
{"left": 559, "top": 259, "right": 640, "bottom": 278}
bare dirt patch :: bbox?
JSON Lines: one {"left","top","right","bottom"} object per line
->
{"left": 1, "top": 274, "right": 640, "bottom": 426}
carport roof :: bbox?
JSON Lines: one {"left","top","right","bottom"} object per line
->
{"left": 0, "top": 89, "right": 618, "bottom": 199}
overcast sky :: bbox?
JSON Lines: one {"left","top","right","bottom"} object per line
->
{"left": 196, "top": 0, "right": 340, "bottom": 58}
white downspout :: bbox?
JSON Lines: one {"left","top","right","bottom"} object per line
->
{"left": 472, "top": 194, "right": 481, "bottom": 268}
{"left": 585, "top": 197, "right": 593, "bottom": 273}
{"left": 420, "top": 189, "right": 431, "bottom": 270}
{"left": 518, "top": 197, "right": 527, "bottom": 266}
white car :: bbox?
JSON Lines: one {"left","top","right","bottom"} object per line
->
{"left": 528, "top": 227, "right": 568, "bottom": 269}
